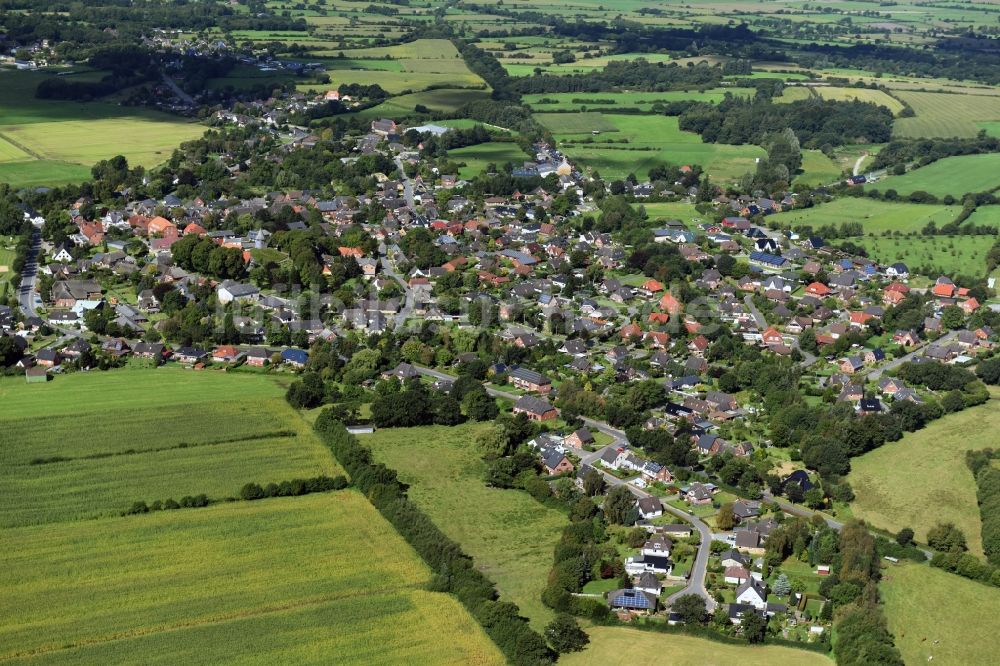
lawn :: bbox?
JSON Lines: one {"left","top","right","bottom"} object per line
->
{"left": 847, "top": 392, "right": 1000, "bottom": 555}
{"left": 881, "top": 561, "right": 1000, "bottom": 666}
{"left": 769, "top": 198, "right": 962, "bottom": 234}
{"left": 560, "top": 626, "right": 832, "bottom": 665}
{"left": 893, "top": 90, "right": 1000, "bottom": 138}
{"left": 635, "top": 201, "right": 703, "bottom": 227}
{"left": 867, "top": 153, "right": 1000, "bottom": 198}
{"left": 857, "top": 234, "right": 993, "bottom": 276}
{"left": 449, "top": 142, "right": 530, "bottom": 178}
{"left": 0, "top": 492, "right": 503, "bottom": 665}
{"left": 363, "top": 423, "right": 568, "bottom": 629}
{"left": 538, "top": 113, "right": 765, "bottom": 182}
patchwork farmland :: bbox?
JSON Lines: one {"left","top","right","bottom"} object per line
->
{"left": 0, "top": 370, "right": 502, "bottom": 664}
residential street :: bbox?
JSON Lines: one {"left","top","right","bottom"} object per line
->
{"left": 412, "top": 363, "right": 716, "bottom": 610}
{"left": 18, "top": 227, "right": 83, "bottom": 342}
{"left": 865, "top": 329, "right": 959, "bottom": 380}
{"left": 743, "top": 294, "right": 817, "bottom": 367}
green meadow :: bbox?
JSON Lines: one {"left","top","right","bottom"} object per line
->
{"left": 537, "top": 113, "right": 765, "bottom": 182}
{"left": 449, "top": 141, "right": 531, "bottom": 178}
{"left": 769, "top": 198, "right": 962, "bottom": 234}
{"left": 867, "top": 153, "right": 1000, "bottom": 198}
{"left": 364, "top": 423, "right": 568, "bottom": 630}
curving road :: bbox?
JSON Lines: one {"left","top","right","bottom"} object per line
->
{"left": 411, "top": 363, "right": 716, "bottom": 610}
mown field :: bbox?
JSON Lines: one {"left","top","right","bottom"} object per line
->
{"left": 847, "top": 391, "right": 1000, "bottom": 555}
{"left": 893, "top": 90, "right": 1000, "bottom": 138}
{"left": 0, "top": 493, "right": 504, "bottom": 665}
{"left": 0, "top": 70, "right": 204, "bottom": 186}
{"left": 867, "top": 153, "right": 1000, "bottom": 198}
{"left": 449, "top": 141, "right": 531, "bottom": 179}
{"left": 536, "top": 113, "right": 765, "bottom": 182}
{"left": 858, "top": 234, "right": 992, "bottom": 276}
{"left": 635, "top": 201, "right": 704, "bottom": 227}
{"left": 363, "top": 423, "right": 568, "bottom": 629}
{"left": 768, "top": 198, "right": 961, "bottom": 234}
{"left": 561, "top": 626, "right": 832, "bottom": 665}
{"left": 882, "top": 562, "right": 1000, "bottom": 666}
{"left": 813, "top": 86, "right": 905, "bottom": 115}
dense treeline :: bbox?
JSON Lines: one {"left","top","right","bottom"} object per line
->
{"left": 872, "top": 135, "right": 1000, "bottom": 171}
{"left": 239, "top": 474, "right": 349, "bottom": 500}
{"left": 678, "top": 97, "right": 893, "bottom": 148}
{"left": 510, "top": 60, "right": 724, "bottom": 94}
{"left": 968, "top": 449, "right": 1000, "bottom": 567}
{"left": 313, "top": 413, "right": 555, "bottom": 664}
{"left": 831, "top": 522, "right": 904, "bottom": 665}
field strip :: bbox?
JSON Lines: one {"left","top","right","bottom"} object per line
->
{"left": 0, "top": 583, "right": 429, "bottom": 662}
{"left": 22, "top": 429, "right": 300, "bottom": 466}
{"left": 0, "top": 131, "right": 42, "bottom": 160}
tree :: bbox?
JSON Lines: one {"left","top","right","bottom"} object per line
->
{"left": 927, "top": 522, "right": 967, "bottom": 553}
{"left": 895, "top": 527, "right": 914, "bottom": 547}
{"left": 772, "top": 573, "right": 792, "bottom": 596}
{"left": 582, "top": 469, "right": 606, "bottom": 497}
{"left": 716, "top": 502, "right": 737, "bottom": 530}
{"left": 463, "top": 387, "right": 499, "bottom": 421}
{"left": 544, "top": 614, "right": 589, "bottom": 653}
{"left": 976, "top": 357, "right": 1000, "bottom": 385}
{"left": 603, "top": 485, "right": 636, "bottom": 525}
{"left": 741, "top": 610, "right": 768, "bottom": 644}
{"left": 671, "top": 594, "right": 706, "bottom": 624}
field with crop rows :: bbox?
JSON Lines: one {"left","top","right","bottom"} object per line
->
{"left": 0, "top": 493, "right": 504, "bottom": 665}
{"left": 893, "top": 90, "right": 1000, "bottom": 137}
{"left": 814, "top": 86, "right": 905, "bottom": 114}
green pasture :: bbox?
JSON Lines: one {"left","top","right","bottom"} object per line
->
{"left": 769, "top": 199, "right": 962, "bottom": 234}
{"left": 523, "top": 88, "right": 754, "bottom": 111}
{"left": 448, "top": 142, "right": 531, "bottom": 179}
{"left": 857, "top": 234, "right": 992, "bottom": 276}
{"left": 893, "top": 90, "right": 1000, "bottom": 138}
{"left": 869, "top": 153, "right": 1000, "bottom": 198}
{"left": 364, "top": 423, "right": 568, "bottom": 630}
{"left": 537, "top": 113, "right": 764, "bottom": 182}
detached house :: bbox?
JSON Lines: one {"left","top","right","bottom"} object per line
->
{"left": 513, "top": 395, "right": 558, "bottom": 421}
{"left": 509, "top": 367, "right": 553, "bottom": 394}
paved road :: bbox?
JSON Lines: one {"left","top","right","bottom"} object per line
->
{"left": 379, "top": 256, "right": 414, "bottom": 327}
{"left": 864, "top": 329, "right": 958, "bottom": 381}
{"left": 17, "top": 228, "right": 41, "bottom": 318}
{"left": 161, "top": 72, "right": 196, "bottom": 106}
{"left": 412, "top": 363, "right": 716, "bottom": 610}
{"left": 394, "top": 156, "right": 415, "bottom": 210}
{"left": 743, "top": 294, "right": 817, "bottom": 367}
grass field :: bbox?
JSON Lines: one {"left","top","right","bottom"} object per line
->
{"left": 560, "top": 626, "right": 831, "bottom": 665}
{"left": 0, "top": 70, "right": 204, "bottom": 186}
{"left": 882, "top": 562, "right": 1000, "bottom": 665}
{"left": 537, "top": 113, "right": 765, "bottom": 182}
{"left": 893, "top": 90, "right": 1000, "bottom": 138}
{"left": 353, "top": 88, "right": 493, "bottom": 118}
{"left": 796, "top": 149, "right": 843, "bottom": 186}
{"left": 769, "top": 198, "right": 961, "bottom": 234}
{"left": 858, "top": 234, "right": 992, "bottom": 276}
{"left": 867, "top": 153, "right": 1000, "bottom": 198}
{"left": 847, "top": 392, "right": 1000, "bottom": 555}
{"left": 0, "top": 368, "right": 338, "bottom": 526}
{"left": 363, "top": 423, "right": 567, "bottom": 629}
{"left": 448, "top": 142, "right": 530, "bottom": 178}
{"left": 635, "top": 201, "right": 704, "bottom": 227}
{"left": 0, "top": 492, "right": 504, "bottom": 665}
{"left": 0, "top": 366, "right": 290, "bottom": 415}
